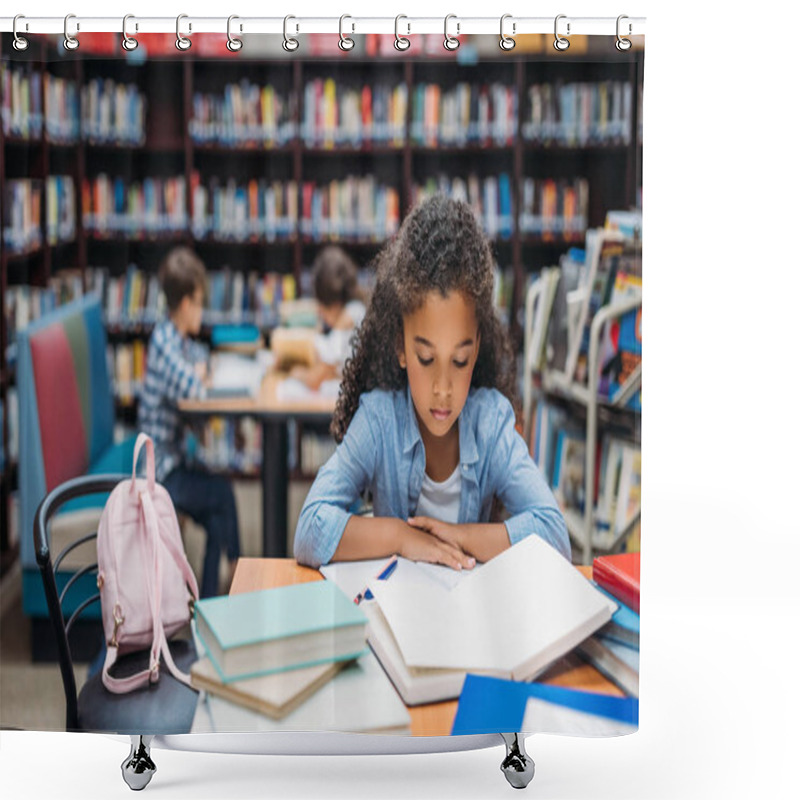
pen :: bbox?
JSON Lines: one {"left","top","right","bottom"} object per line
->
{"left": 354, "top": 557, "right": 398, "bottom": 605}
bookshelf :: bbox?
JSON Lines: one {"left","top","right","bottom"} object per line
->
{"left": 1, "top": 34, "right": 643, "bottom": 573}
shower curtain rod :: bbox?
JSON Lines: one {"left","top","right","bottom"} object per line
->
{"left": 0, "top": 15, "right": 646, "bottom": 38}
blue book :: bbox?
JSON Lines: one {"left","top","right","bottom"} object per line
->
{"left": 452, "top": 674, "right": 638, "bottom": 735}
{"left": 593, "top": 583, "right": 640, "bottom": 648}
{"left": 194, "top": 581, "right": 369, "bottom": 683}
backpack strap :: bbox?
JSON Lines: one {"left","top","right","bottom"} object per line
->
{"left": 130, "top": 432, "right": 156, "bottom": 496}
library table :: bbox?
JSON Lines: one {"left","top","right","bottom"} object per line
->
{"left": 179, "top": 372, "right": 336, "bottom": 558}
{"left": 228, "top": 559, "right": 624, "bottom": 737}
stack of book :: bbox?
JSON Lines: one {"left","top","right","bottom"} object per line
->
{"left": 576, "top": 552, "right": 640, "bottom": 697}
{"left": 190, "top": 581, "right": 409, "bottom": 733}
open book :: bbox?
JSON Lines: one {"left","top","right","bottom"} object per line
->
{"left": 206, "top": 351, "right": 271, "bottom": 399}
{"left": 368, "top": 535, "right": 615, "bottom": 682}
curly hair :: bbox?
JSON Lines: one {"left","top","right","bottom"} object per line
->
{"left": 331, "top": 194, "right": 519, "bottom": 443}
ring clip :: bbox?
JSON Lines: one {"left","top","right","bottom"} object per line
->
{"left": 394, "top": 15, "right": 411, "bottom": 51}
{"left": 554, "top": 14, "right": 570, "bottom": 52}
{"left": 64, "top": 14, "right": 79, "bottom": 51}
{"left": 499, "top": 14, "right": 516, "bottom": 51}
{"left": 122, "top": 15, "right": 138, "bottom": 52}
{"left": 443, "top": 14, "right": 460, "bottom": 51}
{"left": 176, "top": 14, "right": 192, "bottom": 51}
{"left": 227, "top": 15, "right": 243, "bottom": 52}
{"left": 283, "top": 15, "right": 299, "bottom": 52}
{"left": 12, "top": 15, "right": 29, "bottom": 52}
{"left": 339, "top": 15, "right": 355, "bottom": 51}
{"left": 616, "top": 15, "right": 632, "bottom": 51}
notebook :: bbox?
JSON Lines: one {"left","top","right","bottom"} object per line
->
{"left": 369, "top": 535, "right": 615, "bottom": 680}
{"left": 189, "top": 656, "right": 346, "bottom": 719}
{"left": 191, "top": 652, "right": 411, "bottom": 735}
{"left": 193, "top": 581, "right": 369, "bottom": 682}
{"left": 206, "top": 351, "right": 268, "bottom": 398}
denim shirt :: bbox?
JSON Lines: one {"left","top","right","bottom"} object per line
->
{"left": 294, "top": 385, "right": 570, "bottom": 568}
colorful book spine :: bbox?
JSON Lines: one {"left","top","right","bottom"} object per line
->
{"left": 412, "top": 173, "right": 513, "bottom": 240}
{"left": 0, "top": 64, "right": 43, "bottom": 139}
{"left": 190, "top": 81, "right": 295, "bottom": 147}
{"left": 2, "top": 179, "right": 42, "bottom": 254}
{"left": 196, "top": 416, "right": 262, "bottom": 475}
{"left": 410, "top": 82, "right": 517, "bottom": 147}
{"left": 45, "top": 176, "right": 76, "bottom": 245}
{"left": 43, "top": 73, "right": 80, "bottom": 143}
{"left": 82, "top": 174, "right": 186, "bottom": 235}
{"left": 300, "top": 177, "right": 400, "bottom": 242}
{"left": 302, "top": 79, "right": 407, "bottom": 147}
{"left": 190, "top": 175, "right": 298, "bottom": 242}
{"left": 81, "top": 78, "right": 146, "bottom": 145}
{"left": 519, "top": 178, "right": 589, "bottom": 240}
{"left": 523, "top": 81, "right": 633, "bottom": 146}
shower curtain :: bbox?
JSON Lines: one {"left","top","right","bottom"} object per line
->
{"left": 0, "top": 24, "right": 643, "bottom": 740}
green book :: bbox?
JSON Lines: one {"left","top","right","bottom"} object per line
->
{"left": 194, "top": 581, "right": 368, "bottom": 683}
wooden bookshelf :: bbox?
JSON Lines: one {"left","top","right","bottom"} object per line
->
{"left": 1, "top": 34, "right": 644, "bottom": 572}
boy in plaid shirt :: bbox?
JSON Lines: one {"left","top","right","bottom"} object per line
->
{"left": 138, "top": 247, "right": 240, "bottom": 597}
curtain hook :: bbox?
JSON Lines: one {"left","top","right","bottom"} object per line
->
{"left": 554, "top": 14, "right": 570, "bottom": 51}
{"left": 227, "top": 15, "right": 243, "bottom": 52}
{"left": 64, "top": 13, "right": 79, "bottom": 51}
{"left": 283, "top": 15, "right": 299, "bottom": 52}
{"left": 122, "top": 15, "right": 138, "bottom": 51}
{"left": 339, "top": 14, "right": 355, "bottom": 51}
{"left": 443, "top": 14, "right": 460, "bottom": 51}
{"left": 616, "top": 15, "right": 632, "bottom": 51}
{"left": 394, "top": 15, "right": 411, "bottom": 51}
{"left": 12, "top": 15, "right": 29, "bottom": 52}
{"left": 499, "top": 14, "right": 516, "bottom": 51}
{"left": 176, "top": 14, "right": 192, "bottom": 51}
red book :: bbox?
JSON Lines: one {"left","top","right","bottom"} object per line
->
{"left": 593, "top": 553, "right": 640, "bottom": 614}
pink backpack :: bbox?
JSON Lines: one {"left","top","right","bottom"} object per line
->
{"left": 97, "top": 433, "right": 199, "bottom": 694}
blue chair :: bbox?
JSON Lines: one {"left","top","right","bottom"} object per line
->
{"left": 17, "top": 295, "right": 137, "bottom": 657}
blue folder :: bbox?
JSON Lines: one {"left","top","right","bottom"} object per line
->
{"left": 451, "top": 675, "right": 639, "bottom": 735}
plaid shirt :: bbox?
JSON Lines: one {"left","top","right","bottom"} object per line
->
{"left": 137, "top": 319, "right": 208, "bottom": 481}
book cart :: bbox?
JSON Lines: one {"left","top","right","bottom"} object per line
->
{"left": 523, "top": 229, "right": 642, "bottom": 565}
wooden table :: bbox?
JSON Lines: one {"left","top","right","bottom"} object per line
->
{"left": 230, "top": 558, "right": 624, "bottom": 737}
{"left": 180, "top": 372, "right": 336, "bottom": 557}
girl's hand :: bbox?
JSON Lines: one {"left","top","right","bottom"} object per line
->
{"left": 398, "top": 521, "right": 476, "bottom": 571}
{"left": 407, "top": 516, "right": 473, "bottom": 556}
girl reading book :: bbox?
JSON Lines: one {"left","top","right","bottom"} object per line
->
{"left": 294, "top": 195, "right": 569, "bottom": 569}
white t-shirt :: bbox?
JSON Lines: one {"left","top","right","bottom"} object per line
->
{"left": 314, "top": 299, "right": 367, "bottom": 370}
{"left": 414, "top": 466, "right": 462, "bottom": 524}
